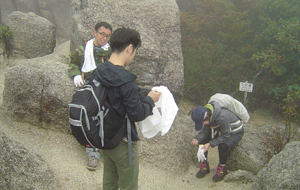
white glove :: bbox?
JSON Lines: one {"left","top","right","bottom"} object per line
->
{"left": 73, "top": 75, "right": 84, "bottom": 87}
{"left": 197, "top": 145, "right": 206, "bottom": 162}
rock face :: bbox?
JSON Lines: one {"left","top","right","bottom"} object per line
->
{"left": 2, "top": 53, "right": 75, "bottom": 132}
{"left": 70, "top": 0, "right": 184, "bottom": 98}
{"left": 253, "top": 141, "right": 300, "bottom": 190}
{"left": 0, "top": 131, "right": 59, "bottom": 189}
{"left": 0, "top": 0, "right": 71, "bottom": 44}
{"left": 7, "top": 11, "right": 56, "bottom": 59}
{"left": 226, "top": 124, "right": 269, "bottom": 174}
{"left": 138, "top": 110, "right": 196, "bottom": 173}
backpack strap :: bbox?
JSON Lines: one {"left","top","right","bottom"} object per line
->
{"left": 98, "top": 108, "right": 109, "bottom": 147}
{"left": 126, "top": 115, "right": 133, "bottom": 167}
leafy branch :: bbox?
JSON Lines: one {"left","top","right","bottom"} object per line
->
{"left": 0, "top": 25, "right": 13, "bottom": 58}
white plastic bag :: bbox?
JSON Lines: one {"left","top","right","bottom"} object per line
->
{"left": 197, "top": 145, "right": 206, "bottom": 162}
{"left": 138, "top": 107, "right": 161, "bottom": 138}
{"left": 139, "top": 86, "right": 179, "bottom": 138}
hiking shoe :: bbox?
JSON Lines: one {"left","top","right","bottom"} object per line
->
{"left": 212, "top": 165, "right": 228, "bottom": 182}
{"left": 196, "top": 162, "right": 210, "bottom": 178}
{"left": 86, "top": 156, "right": 98, "bottom": 171}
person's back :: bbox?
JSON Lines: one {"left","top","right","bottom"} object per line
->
{"left": 98, "top": 27, "right": 160, "bottom": 190}
{"left": 209, "top": 102, "right": 242, "bottom": 133}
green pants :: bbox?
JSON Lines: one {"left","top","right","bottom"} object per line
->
{"left": 101, "top": 140, "right": 139, "bottom": 190}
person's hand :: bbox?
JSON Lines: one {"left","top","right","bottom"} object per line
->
{"left": 191, "top": 139, "right": 199, "bottom": 145}
{"left": 73, "top": 75, "right": 84, "bottom": 87}
{"left": 147, "top": 90, "right": 161, "bottom": 103}
{"left": 202, "top": 143, "right": 211, "bottom": 153}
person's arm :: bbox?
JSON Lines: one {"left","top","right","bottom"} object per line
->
{"left": 68, "top": 46, "right": 85, "bottom": 78}
{"left": 137, "top": 87, "right": 151, "bottom": 100}
{"left": 121, "top": 82, "right": 159, "bottom": 122}
{"left": 193, "top": 125, "right": 211, "bottom": 144}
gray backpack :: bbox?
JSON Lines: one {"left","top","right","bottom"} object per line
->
{"left": 208, "top": 93, "right": 250, "bottom": 122}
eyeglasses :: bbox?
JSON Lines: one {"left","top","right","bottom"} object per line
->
{"left": 97, "top": 31, "right": 111, "bottom": 39}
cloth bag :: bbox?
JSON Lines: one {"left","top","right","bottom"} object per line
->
{"left": 139, "top": 86, "right": 179, "bottom": 138}
{"left": 209, "top": 93, "right": 250, "bottom": 122}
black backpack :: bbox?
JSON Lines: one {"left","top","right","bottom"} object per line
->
{"left": 67, "top": 70, "right": 128, "bottom": 150}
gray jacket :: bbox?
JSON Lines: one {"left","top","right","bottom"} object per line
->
{"left": 194, "top": 101, "right": 243, "bottom": 147}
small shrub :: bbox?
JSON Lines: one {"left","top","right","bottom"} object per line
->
{"left": 262, "top": 88, "right": 300, "bottom": 161}
{"left": 0, "top": 25, "right": 13, "bottom": 58}
{"left": 261, "top": 126, "right": 288, "bottom": 161}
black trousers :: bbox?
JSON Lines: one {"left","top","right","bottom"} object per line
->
{"left": 199, "top": 128, "right": 244, "bottom": 165}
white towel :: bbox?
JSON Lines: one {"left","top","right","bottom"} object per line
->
{"left": 81, "top": 38, "right": 96, "bottom": 73}
{"left": 81, "top": 39, "right": 110, "bottom": 73}
{"left": 139, "top": 86, "right": 179, "bottom": 138}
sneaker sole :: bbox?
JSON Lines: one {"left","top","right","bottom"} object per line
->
{"left": 196, "top": 170, "right": 210, "bottom": 178}
{"left": 86, "top": 166, "right": 97, "bottom": 171}
{"left": 212, "top": 172, "right": 228, "bottom": 182}
{"left": 212, "top": 177, "right": 223, "bottom": 182}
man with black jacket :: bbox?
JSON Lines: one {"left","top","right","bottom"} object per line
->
{"left": 96, "top": 27, "right": 160, "bottom": 190}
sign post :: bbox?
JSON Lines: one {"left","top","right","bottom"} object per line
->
{"left": 239, "top": 81, "right": 253, "bottom": 103}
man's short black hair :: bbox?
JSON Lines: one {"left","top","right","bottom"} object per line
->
{"left": 95, "top": 22, "right": 112, "bottom": 32}
{"left": 109, "top": 27, "right": 141, "bottom": 54}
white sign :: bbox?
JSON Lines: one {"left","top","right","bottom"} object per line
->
{"left": 239, "top": 81, "right": 253, "bottom": 92}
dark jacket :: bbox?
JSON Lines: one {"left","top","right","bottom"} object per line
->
{"left": 96, "top": 61, "right": 155, "bottom": 141}
{"left": 194, "top": 101, "right": 243, "bottom": 147}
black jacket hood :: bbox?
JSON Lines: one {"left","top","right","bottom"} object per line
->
{"left": 95, "top": 61, "right": 137, "bottom": 88}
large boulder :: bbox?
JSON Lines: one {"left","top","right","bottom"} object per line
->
{"left": 0, "top": 0, "right": 41, "bottom": 24}
{"left": 0, "top": 131, "right": 59, "bottom": 189}
{"left": 0, "top": 0, "right": 71, "bottom": 44}
{"left": 253, "top": 141, "right": 300, "bottom": 190}
{"left": 2, "top": 53, "right": 75, "bottom": 132}
{"left": 138, "top": 110, "right": 196, "bottom": 173}
{"left": 70, "top": 0, "right": 184, "bottom": 99}
{"left": 226, "top": 124, "right": 269, "bottom": 174}
{"left": 7, "top": 11, "right": 56, "bottom": 58}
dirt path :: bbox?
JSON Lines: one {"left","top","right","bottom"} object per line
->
{"left": 0, "top": 115, "right": 253, "bottom": 190}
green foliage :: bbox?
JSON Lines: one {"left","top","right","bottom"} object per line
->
{"left": 0, "top": 25, "right": 13, "bottom": 58}
{"left": 251, "top": 0, "right": 300, "bottom": 100}
{"left": 180, "top": 0, "right": 300, "bottom": 110}
{"left": 181, "top": 0, "right": 256, "bottom": 103}
{"left": 283, "top": 88, "right": 300, "bottom": 127}
{"left": 261, "top": 86, "right": 299, "bottom": 160}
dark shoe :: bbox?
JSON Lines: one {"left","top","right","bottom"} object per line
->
{"left": 196, "top": 162, "right": 210, "bottom": 178}
{"left": 212, "top": 165, "right": 228, "bottom": 182}
{"left": 86, "top": 156, "right": 98, "bottom": 171}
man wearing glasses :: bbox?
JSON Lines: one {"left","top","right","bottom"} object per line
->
{"left": 68, "top": 21, "right": 112, "bottom": 171}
